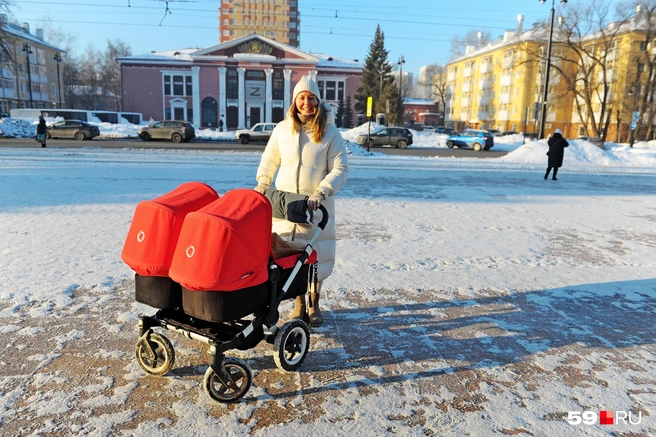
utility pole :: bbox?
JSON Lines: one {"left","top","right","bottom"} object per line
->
{"left": 54, "top": 53, "right": 63, "bottom": 108}
{"left": 22, "top": 44, "right": 34, "bottom": 108}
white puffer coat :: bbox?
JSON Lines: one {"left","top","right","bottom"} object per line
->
{"left": 256, "top": 114, "right": 349, "bottom": 281}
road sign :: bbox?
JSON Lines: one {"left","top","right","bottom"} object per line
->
{"left": 630, "top": 121, "right": 637, "bottom": 130}
{"left": 366, "top": 97, "right": 373, "bottom": 117}
{"left": 632, "top": 111, "right": 640, "bottom": 123}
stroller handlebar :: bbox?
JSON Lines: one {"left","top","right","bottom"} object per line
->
{"left": 317, "top": 204, "right": 329, "bottom": 230}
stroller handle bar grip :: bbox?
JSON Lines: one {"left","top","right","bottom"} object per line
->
{"left": 317, "top": 204, "right": 329, "bottom": 230}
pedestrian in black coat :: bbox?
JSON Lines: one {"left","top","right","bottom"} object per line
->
{"left": 545, "top": 128, "right": 568, "bottom": 180}
{"left": 36, "top": 115, "right": 47, "bottom": 148}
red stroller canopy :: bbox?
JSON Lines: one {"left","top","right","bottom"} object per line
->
{"left": 121, "top": 182, "right": 219, "bottom": 277}
{"left": 169, "top": 189, "right": 272, "bottom": 291}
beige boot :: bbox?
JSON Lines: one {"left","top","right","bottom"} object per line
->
{"left": 308, "top": 281, "right": 323, "bottom": 327}
{"left": 289, "top": 295, "right": 307, "bottom": 320}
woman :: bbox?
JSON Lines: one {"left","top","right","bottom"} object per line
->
{"left": 545, "top": 128, "right": 568, "bottom": 180}
{"left": 255, "top": 75, "right": 349, "bottom": 327}
{"left": 36, "top": 115, "right": 47, "bottom": 148}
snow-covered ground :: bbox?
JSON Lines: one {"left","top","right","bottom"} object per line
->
{"left": 0, "top": 118, "right": 655, "bottom": 436}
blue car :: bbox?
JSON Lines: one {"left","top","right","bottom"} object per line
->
{"left": 446, "top": 129, "right": 494, "bottom": 151}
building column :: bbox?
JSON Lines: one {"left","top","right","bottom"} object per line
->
{"left": 191, "top": 66, "right": 200, "bottom": 126}
{"left": 218, "top": 66, "right": 227, "bottom": 127}
{"left": 238, "top": 67, "right": 246, "bottom": 129}
{"left": 283, "top": 69, "right": 292, "bottom": 114}
{"left": 265, "top": 68, "right": 273, "bottom": 123}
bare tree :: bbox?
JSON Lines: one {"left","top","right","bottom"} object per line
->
{"left": 100, "top": 39, "right": 131, "bottom": 111}
{"left": 0, "top": 1, "right": 14, "bottom": 61}
{"left": 450, "top": 29, "right": 492, "bottom": 60}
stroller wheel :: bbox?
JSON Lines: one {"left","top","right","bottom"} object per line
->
{"left": 203, "top": 357, "right": 252, "bottom": 403}
{"left": 273, "top": 319, "right": 310, "bottom": 371}
{"left": 135, "top": 332, "right": 175, "bottom": 376}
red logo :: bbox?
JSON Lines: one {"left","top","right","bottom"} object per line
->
{"left": 600, "top": 411, "right": 614, "bottom": 425}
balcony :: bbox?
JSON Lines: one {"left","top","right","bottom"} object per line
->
{"left": 500, "top": 75, "right": 512, "bottom": 86}
{"left": 462, "top": 82, "right": 471, "bottom": 92}
{"left": 501, "top": 57, "right": 514, "bottom": 69}
{"left": 498, "top": 110, "right": 509, "bottom": 120}
{"left": 461, "top": 97, "right": 470, "bottom": 107}
{"left": 480, "top": 63, "right": 491, "bottom": 74}
{"left": 499, "top": 93, "right": 510, "bottom": 104}
{"left": 447, "top": 72, "right": 455, "bottom": 81}
{"left": 464, "top": 67, "right": 473, "bottom": 77}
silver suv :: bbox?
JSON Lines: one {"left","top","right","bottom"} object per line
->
{"left": 138, "top": 120, "right": 196, "bottom": 143}
{"left": 235, "top": 123, "right": 277, "bottom": 144}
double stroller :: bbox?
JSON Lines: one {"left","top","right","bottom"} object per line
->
{"left": 121, "top": 182, "right": 327, "bottom": 403}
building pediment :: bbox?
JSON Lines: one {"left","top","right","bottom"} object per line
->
{"left": 190, "top": 34, "right": 318, "bottom": 63}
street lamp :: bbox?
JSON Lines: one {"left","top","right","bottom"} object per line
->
{"left": 628, "top": 85, "right": 639, "bottom": 147}
{"left": 54, "top": 52, "right": 62, "bottom": 108}
{"left": 397, "top": 54, "right": 405, "bottom": 98}
{"left": 378, "top": 67, "right": 385, "bottom": 96}
{"left": 538, "top": 0, "right": 567, "bottom": 140}
{"left": 22, "top": 43, "right": 33, "bottom": 108}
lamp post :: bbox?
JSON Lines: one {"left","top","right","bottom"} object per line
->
{"left": 538, "top": 0, "right": 567, "bottom": 140}
{"left": 54, "top": 52, "right": 62, "bottom": 108}
{"left": 22, "top": 43, "right": 33, "bottom": 108}
{"left": 378, "top": 68, "right": 384, "bottom": 96}
{"left": 628, "top": 85, "right": 639, "bottom": 147}
{"left": 397, "top": 54, "right": 405, "bottom": 98}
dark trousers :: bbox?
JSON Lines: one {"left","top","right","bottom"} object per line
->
{"left": 544, "top": 167, "right": 558, "bottom": 179}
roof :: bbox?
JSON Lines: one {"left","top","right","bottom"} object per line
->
{"left": 2, "top": 21, "right": 65, "bottom": 52}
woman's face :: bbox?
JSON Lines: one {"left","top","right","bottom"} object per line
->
{"left": 295, "top": 91, "right": 318, "bottom": 116}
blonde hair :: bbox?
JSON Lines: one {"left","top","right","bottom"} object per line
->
{"left": 287, "top": 100, "right": 327, "bottom": 144}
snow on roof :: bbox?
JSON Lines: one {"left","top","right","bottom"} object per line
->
{"left": 311, "top": 53, "right": 363, "bottom": 69}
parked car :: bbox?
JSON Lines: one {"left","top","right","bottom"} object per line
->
{"left": 235, "top": 122, "right": 277, "bottom": 144}
{"left": 577, "top": 136, "right": 605, "bottom": 148}
{"left": 435, "top": 126, "right": 456, "bottom": 135}
{"left": 423, "top": 125, "right": 436, "bottom": 133}
{"left": 46, "top": 119, "right": 100, "bottom": 140}
{"left": 139, "top": 120, "right": 195, "bottom": 143}
{"left": 446, "top": 129, "right": 494, "bottom": 151}
{"left": 356, "top": 127, "right": 413, "bottom": 149}
{"left": 488, "top": 129, "right": 502, "bottom": 137}
{"left": 500, "top": 131, "right": 518, "bottom": 136}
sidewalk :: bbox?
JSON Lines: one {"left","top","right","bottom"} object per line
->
{"left": 1, "top": 277, "right": 654, "bottom": 436}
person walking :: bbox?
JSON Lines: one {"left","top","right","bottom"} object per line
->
{"left": 218, "top": 118, "right": 224, "bottom": 132}
{"left": 255, "top": 75, "right": 349, "bottom": 327}
{"left": 545, "top": 128, "right": 568, "bottom": 180}
{"left": 36, "top": 115, "right": 47, "bottom": 148}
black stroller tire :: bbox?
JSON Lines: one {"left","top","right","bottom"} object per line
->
{"left": 203, "top": 357, "right": 252, "bottom": 403}
{"left": 273, "top": 319, "right": 310, "bottom": 371}
{"left": 135, "top": 332, "right": 175, "bottom": 376}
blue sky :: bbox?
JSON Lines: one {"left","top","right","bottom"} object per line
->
{"left": 15, "top": 0, "right": 577, "bottom": 77}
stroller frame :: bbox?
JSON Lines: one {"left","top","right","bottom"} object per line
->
{"left": 134, "top": 204, "right": 328, "bottom": 403}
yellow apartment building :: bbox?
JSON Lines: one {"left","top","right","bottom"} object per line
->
{"left": 445, "top": 11, "right": 654, "bottom": 142}
{"left": 219, "top": 0, "right": 300, "bottom": 48}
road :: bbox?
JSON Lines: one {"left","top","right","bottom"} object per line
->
{"left": 0, "top": 137, "right": 509, "bottom": 158}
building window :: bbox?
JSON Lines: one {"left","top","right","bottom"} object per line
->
{"left": 164, "top": 76, "right": 171, "bottom": 95}
{"left": 338, "top": 82, "right": 344, "bottom": 101}
{"left": 185, "top": 76, "right": 193, "bottom": 95}
{"left": 326, "top": 81, "right": 336, "bottom": 100}
{"left": 273, "top": 71, "right": 283, "bottom": 99}
{"left": 173, "top": 75, "right": 184, "bottom": 95}
{"left": 227, "top": 70, "right": 238, "bottom": 99}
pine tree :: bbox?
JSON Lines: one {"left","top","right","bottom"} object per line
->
{"left": 336, "top": 97, "right": 345, "bottom": 128}
{"left": 345, "top": 95, "right": 354, "bottom": 128}
{"left": 354, "top": 25, "right": 395, "bottom": 120}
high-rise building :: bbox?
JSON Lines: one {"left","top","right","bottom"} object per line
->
{"left": 218, "top": 0, "right": 300, "bottom": 48}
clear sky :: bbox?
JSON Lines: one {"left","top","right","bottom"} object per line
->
{"left": 14, "top": 0, "right": 585, "bottom": 77}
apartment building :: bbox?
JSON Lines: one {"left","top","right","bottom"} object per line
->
{"left": 0, "top": 17, "right": 66, "bottom": 115}
{"left": 219, "top": 0, "right": 300, "bottom": 48}
{"left": 444, "top": 11, "right": 655, "bottom": 141}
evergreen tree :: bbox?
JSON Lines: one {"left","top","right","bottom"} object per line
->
{"left": 345, "top": 95, "right": 354, "bottom": 128}
{"left": 354, "top": 25, "right": 395, "bottom": 120}
{"left": 380, "top": 82, "right": 404, "bottom": 126}
{"left": 336, "top": 97, "right": 345, "bottom": 128}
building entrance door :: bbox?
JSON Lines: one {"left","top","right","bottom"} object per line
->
{"left": 249, "top": 106, "right": 261, "bottom": 126}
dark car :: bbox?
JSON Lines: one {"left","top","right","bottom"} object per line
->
{"left": 435, "top": 126, "right": 456, "bottom": 135}
{"left": 46, "top": 119, "right": 100, "bottom": 140}
{"left": 577, "top": 136, "right": 605, "bottom": 148}
{"left": 138, "top": 120, "right": 196, "bottom": 143}
{"left": 356, "top": 127, "right": 413, "bottom": 149}
{"left": 446, "top": 129, "right": 494, "bottom": 151}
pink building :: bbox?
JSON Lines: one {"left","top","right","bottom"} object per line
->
{"left": 118, "top": 34, "right": 362, "bottom": 130}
